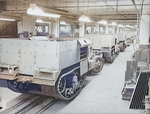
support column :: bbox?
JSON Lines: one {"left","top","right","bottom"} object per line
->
{"left": 49, "top": 23, "right": 51, "bottom": 35}
{"left": 116, "top": 25, "right": 119, "bottom": 33}
{"left": 91, "top": 25, "right": 94, "bottom": 34}
{"left": 120, "top": 27, "right": 123, "bottom": 33}
{"left": 112, "top": 26, "right": 116, "bottom": 33}
{"left": 122, "top": 27, "right": 125, "bottom": 33}
{"left": 105, "top": 24, "right": 109, "bottom": 34}
{"left": 84, "top": 25, "right": 87, "bottom": 34}
{"left": 79, "top": 21, "right": 85, "bottom": 38}
{"left": 52, "top": 18, "right": 60, "bottom": 37}
{"left": 139, "top": 0, "right": 150, "bottom": 45}
{"left": 72, "top": 25, "right": 76, "bottom": 37}
{"left": 139, "top": 15, "right": 150, "bottom": 45}
{"left": 95, "top": 23, "right": 99, "bottom": 34}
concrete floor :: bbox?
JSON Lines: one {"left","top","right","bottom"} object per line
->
{"left": 0, "top": 45, "right": 143, "bottom": 114}
{"left": 56, "top": 45, "right": 142, "bottom": 114}
{"left": 0, "top": 87, "right": 21, "bottom": 112}
{"left": 43, "top": 45, "right": 143, "bottom": 114}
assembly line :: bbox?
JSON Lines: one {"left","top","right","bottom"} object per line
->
{"left": 0, "top": 0, "right": 150, "bottom": 114}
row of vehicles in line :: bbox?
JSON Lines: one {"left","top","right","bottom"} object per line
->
{"left": 0, "top": 33, "right": 134, "bottom": 100}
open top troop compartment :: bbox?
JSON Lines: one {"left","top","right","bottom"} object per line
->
{"left": 0, "top": 37, "right": 103, "bottom": 100}
{"left": 84, "top": 34, "right": 120, "bottom": 63}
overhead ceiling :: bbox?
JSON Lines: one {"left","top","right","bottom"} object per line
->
{"left": 0, "top": 0, "right": 149, "bottom": 26}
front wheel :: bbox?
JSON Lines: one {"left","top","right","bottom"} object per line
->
{"left": 120, "top": 43, "right": 126, "bottom": 52}
{"left": 91, "top": 57, "right": 104, "bottom": 74}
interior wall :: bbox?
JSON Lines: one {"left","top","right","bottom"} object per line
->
{"left": 0, "top": 21, "right": 17, "bottom": 38}
{"left": 17, "top": 15, "right": 36, "bottom": 36}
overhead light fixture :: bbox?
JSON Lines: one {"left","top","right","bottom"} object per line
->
{"left": 109, "top": 22, "right": 117, "bottom": 26}
{"left": 125, "top": 25, "right": 135, "bottom": 28}
{"left": 36, "top": 19, "right": 43, "bottom": 23}
{"left": 126, "top": 25, "right": 130, "bottom": 27}
{"left": 0, "top": 18, "right": 15, "bottom": 21}
{"left": 79, "top": 15, "right": 92, "bottom": 22}
{"left": 98, "top": 20, "right": 107, "bottom": 25}
{"left": 27, "top": 4, "right": 61, "bottom": 18}
{"left": 36, "top": 19, "right": 50, "bottom": 23}
{"left": 60, "top": 21, "right": 67, "bottom": 25}
{"left": 118, "top": 24, "right": 123, "bottom": 27}
{"left": 130, "top": 26, "right": 135, "bottom": 28}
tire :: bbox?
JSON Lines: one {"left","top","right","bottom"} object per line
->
{"left": 106, "top": 56, "right": 115, "bottom": 63}
{"left": 115, "top": 51, "right": 119, "bottom": 57}
{"left": 91, "top": 56, "right": 104, "bottom": 74}
{"left": 109, "top": 56, "right": 115, "bottom": 63}
{"left": 120, "top": 43, "right": 126, "bottom": 52}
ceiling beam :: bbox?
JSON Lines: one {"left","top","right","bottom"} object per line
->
{"left": 131, "top": 0, "right": 140, "bottom": 16}
{"left": 55, "top": 4, "right": 150, "bottom": 8}
{"left": 0, "top": 14, "right": 22, "bottom": 20}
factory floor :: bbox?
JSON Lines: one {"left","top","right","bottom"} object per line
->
{"left": 0, "top": 44, "right": 143, "bottom": 114}
{"left": 46, "top": 44, "right": 143, "bottom": 114}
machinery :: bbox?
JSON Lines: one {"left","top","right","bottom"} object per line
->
{"left": 0, "top": 37, "right": 104, "bottom": 100}
{"left": 84, "top": 34, "right": 120, "bottom": 63}
{"left": 122, "top": 45, "right": 150, "bottom": 113}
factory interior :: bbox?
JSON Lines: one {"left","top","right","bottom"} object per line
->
{"left": 0, "top": 0, "right": 150, "bottom": 114}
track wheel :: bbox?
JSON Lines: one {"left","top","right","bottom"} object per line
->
{"left": 120, "top": 43, "right": 126, "bottom": 52}
{"left": 56, "top": 72, "right": 84, "bottom": 100}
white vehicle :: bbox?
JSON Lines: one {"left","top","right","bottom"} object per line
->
{"left": 0, "top": 37, "right": 104, "bottom": 100}
{"left": 84, "top": 34, "right": 120, "bottom": 63}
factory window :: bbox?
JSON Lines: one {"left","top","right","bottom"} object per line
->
{"left": 86, "top": 26, "right": 96, "bottom": 34}
{"left": 86, "top": 27, "right": 91, "bottom": 34}
{"left": 35, "top": 23, "right": 49, "bottom": 36}
{"left": 100, "top": 26, "right": 105, "bottom": 34}
{"left": 60, "top": 25, "right": 72, "bottom": 37}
